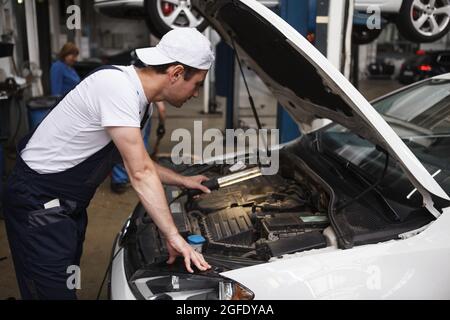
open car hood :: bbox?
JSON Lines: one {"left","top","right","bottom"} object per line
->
{"left": 193, "top": 0, "right": 449, "bottom": 216}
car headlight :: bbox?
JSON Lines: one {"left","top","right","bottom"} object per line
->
{"left": 130, "top": 273, "right": 254, "bottom": 300}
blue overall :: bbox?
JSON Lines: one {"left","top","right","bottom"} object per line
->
{"left": 2, "top": 66, "right": 150, "bottom": 300}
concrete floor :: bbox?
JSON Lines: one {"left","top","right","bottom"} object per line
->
{"left": 0, "top": 78, "right": 403, "bottom": 300}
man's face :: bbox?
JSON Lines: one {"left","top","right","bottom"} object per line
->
{"left": 166, "top": 68, "right": 208, "bottom": 108}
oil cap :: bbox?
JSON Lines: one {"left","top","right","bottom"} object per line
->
{"left": 187, "top": 235, "right": 206, "bottom": 253}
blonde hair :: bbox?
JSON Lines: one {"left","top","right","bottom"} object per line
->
{"left": 58, "top": 42, "right": 79, "bottom": 61}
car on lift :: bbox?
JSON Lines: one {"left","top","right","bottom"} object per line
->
{"left": 354, "top": 0, "right": 450, "bottom": 44}
{"left": 108, "top": 0, "right": 450, "bottom": 300}
{"left": 94, "top": 0, "right": 450, "bottom": 43}
{"left": 398, "top": 50, "right": 450, "bottom": 84}
{"left": 94, "top": 0, "right": 279, "bottom": 38}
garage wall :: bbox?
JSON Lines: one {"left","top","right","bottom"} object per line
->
{"left": 47, "top": 1, "right": 151, "bottom": 60}
{"left": 420, "top": 32, "right": 450, "bottom": 51}
{"left": 94, "top": 15, "right": 151, "bottom": 56}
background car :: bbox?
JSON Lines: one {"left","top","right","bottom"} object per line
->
{"left": 94, "top": 0, "right": 279, "bottom": 38}
{"left": 398, "top": 49, "right": 450, "bottom": 83}
{"left": 367, "top": 58, "right": 396, "bottom": 78}
{"left": 94, "top": 1, "right": 450, "bottom": 43}
{"left": 355, "top": 0, "right": 450, "bottom": 43}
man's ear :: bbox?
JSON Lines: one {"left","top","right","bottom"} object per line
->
{"left": 169, "top": 64, "right": 185, "bottom": 83}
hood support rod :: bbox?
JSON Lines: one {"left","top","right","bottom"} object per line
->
{"left": 229, "top": 34, "right": 269, "bottom": 161}
{"left": 229, "top": 35, "right": 263, "bottom": 131}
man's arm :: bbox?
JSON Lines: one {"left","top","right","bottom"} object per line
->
{"left": 153, "top": 161, "right": 211, "bottom": 193}
{"left": 107, "top": 126, "right": 211, "bottom": 273}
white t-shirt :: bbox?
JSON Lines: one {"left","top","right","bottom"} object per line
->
{"left": 21, "top": 65, "right": 153, "bottom": 174}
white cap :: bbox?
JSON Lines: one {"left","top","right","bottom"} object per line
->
{"left": 135, "top": 28, "right": 215, "bottom": 70}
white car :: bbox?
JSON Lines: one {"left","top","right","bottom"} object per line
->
{"left": 94, "top": 0, "right": 279, "bottom": 38}
{"left": 354, "top": 0, "right": 450, "bottom": 43}
{"left": 95, "top": 0, "right": 450, "bottom": 43}
{"left": 109, "top": 0, "right": 450, "bottom": 300}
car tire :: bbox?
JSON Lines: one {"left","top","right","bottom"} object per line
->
{"left": 396, "top": 0, "right": 450, "bottom": 43}
{"left": 144, "top": 0, "right": 209, "bottom": 38}
{"left": 352, "top": 24, "right": 383, "bottom": 44}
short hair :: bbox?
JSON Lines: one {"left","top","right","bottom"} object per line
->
{"left": 58, "top": 42, "right": 79, "bottom": 61}
{"left": 134, "top": 59, "right": 200, "bottom": 81}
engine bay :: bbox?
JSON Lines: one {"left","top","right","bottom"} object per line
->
{"left": 162, "top": 154, "right": 334, "bottom": 262}
{"left": 125, "top": 148, "right": 436, "bottom": 273}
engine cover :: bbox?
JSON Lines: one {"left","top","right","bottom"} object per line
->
{"left": 201, "top": 207, "right": 255, "bottom": 252}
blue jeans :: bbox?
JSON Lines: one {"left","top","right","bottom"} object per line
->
{"left": 111, "top": 121, "right": 151, "bottom": 184}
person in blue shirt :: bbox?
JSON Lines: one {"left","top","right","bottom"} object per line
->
{"left": 50, "top": 42, "right": 81, "bottom": 96}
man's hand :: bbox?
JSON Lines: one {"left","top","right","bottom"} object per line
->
{"left": 166, "top": 233, "right": 211, "bottom": 273}
{"left": 181, "top": 175, "right": 211, "bottom": 194}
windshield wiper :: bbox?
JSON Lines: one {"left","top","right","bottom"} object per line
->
{"left": 313, "top": 132, "right": 347, "bottom": 181}
{"left": 316, "top": 134, "right": 402, "bottom": 220}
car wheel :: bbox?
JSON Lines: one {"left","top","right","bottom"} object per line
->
{"left": 396, "top": 0, "right": 450, "bottom": 43}
{"left": 352, "top": 24, "right": 383, "bottom": 44}
{"left": 144, "top": 0, "right": 209, "bottom": 38}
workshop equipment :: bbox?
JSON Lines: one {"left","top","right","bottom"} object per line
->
{"left": 26, "top": 96, "right": 59, "bottom": 131}
{"left": 0, "top": 42, "right": 14, "bottom": 58}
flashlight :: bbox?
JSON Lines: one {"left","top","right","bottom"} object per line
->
{"left": 187, "top": 167, "right": 262, "bottom": 197}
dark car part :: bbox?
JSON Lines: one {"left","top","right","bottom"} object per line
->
{"left": 259, "top": 212, "right": 329, "bottom": 241}
{"left": 352, "top": 24, "right": 383, "bottom": 45}
{"left": 120, "top": 156, "right": 333, "bottom": 273}
{"left": 94, "top": 0, "right": 146, "bottom": 18}
{"left": 312, "top": 128, "right": 437, "bottom": 249}
{"left": 164, "top": 186, "right": 191, "bottom": 236}
{"left": 256, "top": 231, "right": 327, "bottom": 260}
{"left": 203, "top": 207, "right": 254, "bottom": 249}
{"left": 189, "top": 174, "right": 291, "bottom": 213}
{"left": 179, "top": 156, "right": 332, "bottom": 258}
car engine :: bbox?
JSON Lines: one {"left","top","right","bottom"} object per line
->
{"left": 163, "top": 154, "right": 333, "bottom": 262}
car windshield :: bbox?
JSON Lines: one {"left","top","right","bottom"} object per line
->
{"left": 320, "top": 78, "right": 450, "bottom": 208}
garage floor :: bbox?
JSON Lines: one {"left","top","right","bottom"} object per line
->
{"left": 0, "top": 79, "right": 403, "bottom": 300}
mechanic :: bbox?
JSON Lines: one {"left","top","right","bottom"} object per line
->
{"left": 2, "top": 28, "right": 214, "bottom": 300}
